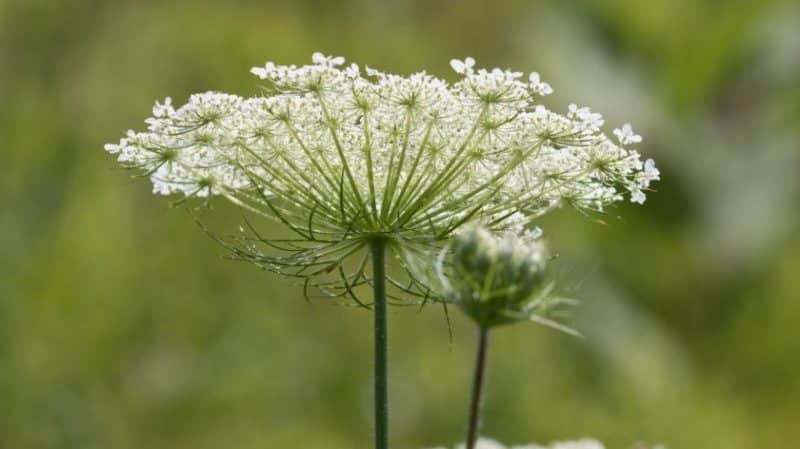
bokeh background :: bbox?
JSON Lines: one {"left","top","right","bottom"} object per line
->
{"left": 2, "top": 1, "right": 799, "bottom": 448}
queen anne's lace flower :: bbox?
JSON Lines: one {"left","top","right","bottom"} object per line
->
{"left": 429, "top": 438, "right": 608, "bottom": 449}
{"left": 613, "top": 123, "right": 642, "bottom": 145}
{"left": 450, "top": 57, "right": 476, "bottom": 75}
{"left": 105, "top": 53, "right": 658, "bottom": 301}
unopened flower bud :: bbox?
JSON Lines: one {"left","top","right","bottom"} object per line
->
{"left": 445, "top": 226, "right": 550, "bottom": 328}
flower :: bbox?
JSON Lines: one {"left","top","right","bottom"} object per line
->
{"left": 311, "top": 51, "right": 345, "bottom": 67}
{"left": 450, "top": 57, "right": 476, "bottom": 74}
{"left": 613, "top": 123, "right": 642, "bottom": 145}
{"left": 544, "top": 441, "right": 606, "bottom": 449}
{"left": 528, "top": 72, "right": 553, "bottom": 96}
{"left": 105, "top": 53, "right": 658, "bottom": 302}
{"left": 428, "top": 438, "right": 608, "bottom": 449}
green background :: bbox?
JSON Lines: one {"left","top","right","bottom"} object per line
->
{"left": 2, "top": 1, "right": 799, "bottom": 448}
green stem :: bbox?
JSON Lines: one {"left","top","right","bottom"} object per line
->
{"left": 370, "top": 240, "right": 389, "bottom": 449}
{"left": 466, "top": 326, "right": 490, "bottom": 449}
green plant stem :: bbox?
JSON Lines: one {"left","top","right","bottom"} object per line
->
{"left": 370, "top": 240, "right": 389, "bottom": 449}
{"left": 466, "top": 326, "right": 490, "bottom": 449}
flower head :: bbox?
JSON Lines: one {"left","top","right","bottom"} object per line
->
{"left": 105, "top": 53, "right": 658, "bottom": 304}
{"left": 428, "top": 438, "right": 608, "bottom": 449}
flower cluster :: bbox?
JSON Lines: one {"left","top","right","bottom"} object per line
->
{"left": 429, "top": 437, "right": 609, "bottom": 449}
{"left": 105, "top": 53, "right": 658, "bottom": 302}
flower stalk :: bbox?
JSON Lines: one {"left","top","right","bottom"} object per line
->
{"left": 370, "top": 239, "right": 389, "bottom": 449}
{"left": 466, "top": 326, "right": 490, "bottom": 449}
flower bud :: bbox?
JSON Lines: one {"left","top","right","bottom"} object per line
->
{"left": 446, "top": 226, "right": 549, "bottom": 328}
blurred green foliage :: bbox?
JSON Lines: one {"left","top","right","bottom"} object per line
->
{"left": 2, "top": 1, "right": 799, "bottom": 448}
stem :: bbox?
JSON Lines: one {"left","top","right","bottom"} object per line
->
{"left": 466, "top": 326, "right": 491, "bottom": 449}
{"left": 370, "top": 240, "right": 389, "bottom": 449}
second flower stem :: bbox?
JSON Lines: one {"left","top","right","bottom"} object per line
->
{"left": 466, "top": 326, "right": 491, "bottom": 449}
{"left": 370, "top": 240, "right": 389, "bottom": 449}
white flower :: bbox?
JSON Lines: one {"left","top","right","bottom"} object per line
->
{"left": 249, "top": 62, "right": 275, "bottom": 79}
{"left": 548, "top": 440, "right": 605, "bottom": 449}
{"left": 106, "top": 53, "right": 658, "bottom": 295}
{"left": 455, "top": 438, "right": 508, "bottom": 449}
{"left": 630, "top": 188, "right": 647, "bottom": 204}
{"left": 430, "top": 438, "right": 607, "bottom": 449}
{"left": 110, "top": 54, "right": 658, "bottom": 212}
{"left": 344, "top": 63, "right": 360, "bottom": 78}
{"left": 567, "top": 103, "right": 604, "bottom": 130}
{"left": 450, "top": 56, "right": 476, "bottom": 75}
{"left": 613, "top": 123, "right": 642, "bottom": 145}
{"left": 311, "top": 51, "right": 345, "bottom": 67}
{"left": 524, "top": 226, "right": 544, "bottom": 241}
{"left": 641, "top": 158, "right": 660, "bottom": 186}
{"left": 629, "top": 158, "right": 660, "bottom": 203}
{"left": 528, "top": 72, "right": 553, "bottom": 96}
{"left": 144, "top": 97, "right": 175, "bottom": 131}
{"left": 152, "top": 97, "right": 173, "bottom": 117}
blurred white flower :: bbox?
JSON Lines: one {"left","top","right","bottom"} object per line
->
{"left": 630, "top": 189, "right": 646, "bottom": 204}
{"left": 528, "top": 72, "right": 553, "bottom": 96}
{"left": 546, "top": 440, "right": 606, "bottom": 449}
{"left": 311, "top": 51, "right": 345, "bottom": 67}
{"left": 429, "top": 438, "right": 608, "bottom": 449}
{"left": 450, "top": 56, "right": 476, "bottom": 74}
{"left": 640, "top": 158, "right": 660, "bottom": 187}
{"left": 613, "top": 123, "right": 642, "bottom": 145}
{"left": 249, "top": 61, "right": 274, "bottom": 78}
{"left": 456, "top": 438, "right": 508, "bottom": 449}
{"left": 568, "top": 103, "right": 604, "bottom": 130}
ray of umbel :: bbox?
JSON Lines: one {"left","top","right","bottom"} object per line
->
{"left": 105, "top": 53, "right": 659, "bottom": 449}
